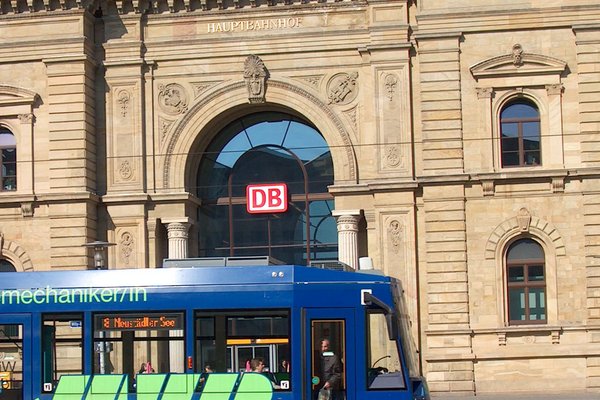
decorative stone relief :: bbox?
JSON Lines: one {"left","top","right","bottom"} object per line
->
{"left": 551, "top": 177, "right": 565, "bottom": 193}
{"left": 476, "top": 87, "right": 493, "bottom": 99}
{"left": 342, "top": 106, "right": 359, "bottom": 141}
{"left": 192, "top": 81, "right": 220, "bottom": 99}
{"left": 512, "top": 44, "right": 524, "bottom": 67}
{"left": 516, "top": 207, "right": 531, "bottom": 232}
{"left": 244, "top": 55, "right": 268, "bottom": 103}
{"left": 119, "top": 231, "right": 134, "bottom": 265}
{"left": 546, "top": 84, "right": 563, "bottom": 96}
{"left": 116, "top": 90, "right": 131, "bottom": 117}
{"left": 295, "top": 75, "right": 323, "bottom": 90}
{"left": 387, "top": 219, "right": 402, "bottom": 254}
{"left": 18, "top": 113, "right": 34, "bottom": 124}
{"left": 482, "top": 180, "right": 494, "bottom": 196}
{"left": 158, "top": 83, "right": 188, "bottom": 115}
{"left": 20, "top": 202, "right": 34, "bottom": 218}
{"left": 384, "top": 145, "right": 401, "bottom": 168}
{"left": 118, "top": 159, "right": 134, "bottom": 181}
{"left": 384, "top": 73, "right": 398, "bottom": 101}
{"left": 327, "top": 72, "right": 358, "bottom": 105}
{"left": 159, "top": 117, "right": 175, "bottom": 143}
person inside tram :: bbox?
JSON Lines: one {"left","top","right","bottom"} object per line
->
{"left": 314, "top": 339, "right": 342, "bottom": 400}
{"left": 250, "top": 357, "right": 280, "bottom": 389}
{"left": 198, "top": 362, "right": 214, "bottom": 389}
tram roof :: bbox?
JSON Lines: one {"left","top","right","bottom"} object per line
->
{"left": 0, "top": 264, "right": 391, "bottom": 290}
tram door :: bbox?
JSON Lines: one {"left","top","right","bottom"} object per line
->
{"left": 305, "top": 309, "right": 355, "bottom": 400}
{"left": 0, "top": 316, "right": 31, "bottom": 400}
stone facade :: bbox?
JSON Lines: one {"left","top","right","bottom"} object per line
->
{"left": 1, "top": 0, "right": 600, "bottom": 396}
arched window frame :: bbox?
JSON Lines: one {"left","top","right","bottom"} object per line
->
{"left": 195, "top": 111, "right": 337, "bottom": 265}
{"left": 470, "top": 47, "right": 567, "bottom": 172}
{"left": 491, "top": 90, "right": 554, "bottom": 171}
{"left": 0, "top": 126, "right": 17, "bottom": 191}
{"left": 504, "top": 237, "right": 547, "bottom": 325}
{"left": 499, "top": 98, "right": 542, "bottom": 168}
{"left": 488, "top": 214, "right": 563, "bottom": 328}
{"left": 0, "top": 85, "right": 38, "bottom": 197}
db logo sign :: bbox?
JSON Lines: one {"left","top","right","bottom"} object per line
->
{"left": 247, "top": 183, "right": 288, "bottom": 214}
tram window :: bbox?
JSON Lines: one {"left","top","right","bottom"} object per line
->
{"left": 41, "top": 314, "right": 83, "bottom": 393}
{"left": 195, "top": 310, "right": 291, "bottom": 390}
{"left": 93, "top": 312, "right": 185, "bottom": 392}
{"left": 366, "top": 311, "right": 406, "bottom": 390}
{"left": 0, "top": 324, "right": 23, "bottom": 396}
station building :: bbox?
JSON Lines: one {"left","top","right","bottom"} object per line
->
{"left": 1, "top": 0, "right": 600, "bottom": 396}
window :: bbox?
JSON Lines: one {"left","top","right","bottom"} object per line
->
{"left": 93, "top": 312, "right": 185, "bottom": 392}
{"left": 500, "top": 100, "right": 541, "bottom": 168}
{"left": 366, "top": 311, "right": 405, "bottom": 390}
{"left": 42, "top": 314, "right": 83, "bottom": 393}
{"left": 0, "top": 259, "right": 16, "bottom": 272}
{"left": 197, "top": 112, "right": 336, "bottom": 265}
{"left": 0, "top": 128, "right": 16, "bottom": 190}
{"left": 506, "top": 238, "right": 546, "bottom": 324}
{"left": 0, "top": 323, "right": 23, "bottom": 395}
{"left": 195, "top": 310, "right": 290, "bottom": 390}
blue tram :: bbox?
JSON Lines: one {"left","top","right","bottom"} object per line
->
{"left": 0, "top": 260, "right": 428, "bottom": 399}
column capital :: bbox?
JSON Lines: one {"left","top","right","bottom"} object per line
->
{"left": 161, "top": 217, "right": 193, "bottom": 226}
{"left": 332, "top": 209, "right": 362, "bottom": 217}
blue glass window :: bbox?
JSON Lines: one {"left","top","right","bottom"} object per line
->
{"left": 506, "top": 238, "right": 546, "bottom": 324}
{"left": 500, "top": 100, "right": 541, "bottom": 168}
{"left": 197, "top": 112, "right": 336, "bottom": 265}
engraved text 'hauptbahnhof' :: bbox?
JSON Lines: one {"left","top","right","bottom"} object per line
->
{"left": 207, "top": 18, "right": 302, "bottom": 33}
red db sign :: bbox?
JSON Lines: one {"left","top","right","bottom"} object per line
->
{"left": 247, "top": 183, "right": 288, "bottom": 214}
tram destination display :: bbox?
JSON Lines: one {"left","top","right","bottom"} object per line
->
{"left": 94, "top": 312, "right": 183, "bottom": 331}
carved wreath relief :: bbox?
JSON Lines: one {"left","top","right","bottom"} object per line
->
{"left": 158, "top": 83, "right": 188, "bottom": 115}
{"left": 327, "top": 72, "right": 358, "bottom": 105}
{"left": 244, "top": 55, "right": 268, "bottom": 103}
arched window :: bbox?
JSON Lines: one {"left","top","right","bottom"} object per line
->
{"left": 0, "top": 128, "right": 17, "bottom": 191}
{"left": 196, "top": 111, "right": 336, "bottom": 265}
{"left": 500, "top": 100, "right": 541, "bottom": 168}
{"left": 506, "top": 238, "right": 546, "bottom": 325}
{"left": 0, "top": 259, "right": 16, "bottom": 272}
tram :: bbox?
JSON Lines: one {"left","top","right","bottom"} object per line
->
{"left": 0, "top": 258, "right": 429, "bottom": 399}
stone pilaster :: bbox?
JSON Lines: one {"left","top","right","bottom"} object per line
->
{"left": 415, "top": 33, "right": 464, "bottom": 174}
{"left": 574, "top": 25, "right": 600, "bottom": 166}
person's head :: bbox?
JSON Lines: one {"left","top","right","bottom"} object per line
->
{"left": 250, "top": 357, "right": 265, "bottom": 372}
{"left": 320, "top": 338, "right": 331, "bottom": 352}
{"left": 204, "top": 363, "right": 213, "bottom": 373}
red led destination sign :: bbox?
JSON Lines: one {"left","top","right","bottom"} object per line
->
{"left": 95, "top": 313, "right": 183, "bottom": 331}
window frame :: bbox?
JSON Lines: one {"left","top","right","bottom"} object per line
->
{"left": 0, "top": 127, "right": 17, "bottom": 191}
{"left": 499, "top": 99, "right": 542, "bottom": 168}
{"left": 505, "top": 238, "right": 547, "bottom": 325}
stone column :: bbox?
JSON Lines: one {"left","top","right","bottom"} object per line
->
{"left": 332, "top": 210, "right": 361, "bottom": 270}
{"left": 165, "top": 221, "right": 191, "bottom": 259}
{"left": 162, "top": 218, "right": 191, "bottom": 373}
